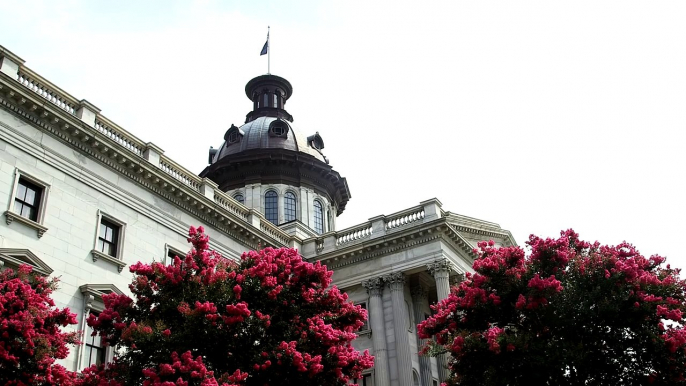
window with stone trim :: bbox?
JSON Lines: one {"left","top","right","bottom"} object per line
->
{"left": 5, "top": 169, "right": 50, "bottom": 238}
{"left": 79, "top": 284, "right": 123, "bottom": 370}
{"left": 165, "top": 244, "right": 185, "bottom": 265}
{"left": 233, "top": 193, "right": 244, "bottom": 204}
{"left": 265, "top": 190, "right": 278, "bottom": 225}
{"left": 83, "top": 311, "right": 106, "bottom": 367}
{"left": 354, "top": 372, "right": 374, "bottom": 386}
{"left": 91, "top": 211, "right": 127, "bottom": 272}
{"left": 313, "top": 200, "right": 324, "bottom": 234}
{"left": 284, "top": 191, "right": 297, "bottom": 222}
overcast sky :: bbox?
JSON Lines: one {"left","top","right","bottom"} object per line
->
{"left": 1, "top": 0, "right": 685, "bottom": 270}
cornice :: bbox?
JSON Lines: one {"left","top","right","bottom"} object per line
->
{"left": 0, "top": 78, "right": 291, "bottom": 253}
{"left": 313, "top": 218, "right": 478, "bottom": 271}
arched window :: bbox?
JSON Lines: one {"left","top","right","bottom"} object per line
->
{"left": 284, "top": 192, "right": 297, "bottom": 222}
{"left": 263, "top": 94, "right": 269, "bottom": 108}
{"left": 273, "top": 94, "right": 279, "bottom": 108}
{"left": 265, "top": 190, "right": 278, "bottom": 225}
{"left": 313, "top": 200, "right": 324, "bottom": 234}
{"left": 233, "top": 193, "right": 244, "bottom": 204}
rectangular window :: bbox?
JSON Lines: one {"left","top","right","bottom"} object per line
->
{"left": 165, "top": 244, "right": 184, "bottom": 265}
{"left": 91, "top": 211, "right": 127, "bottom": 272}
{"left": 97, "top": 219, "right": 119, "bottom": 257}
{"left": 83, "top": 312, "right": 106, "bottom": 368}
{"left": 5, "top": 170, "right": 50, "bottom": 238}
{"left": 355, "top": 373, "right": 374, "bottom": 386}
{"left": 433, "top": 380, "right": 439, "bottom": 386}
{"left": 14, "top": 178, "right": 42, "bottom": 222}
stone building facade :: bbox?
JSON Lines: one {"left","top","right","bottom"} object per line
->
{"left": 0, "top": 45, "right": 516, "bottom": 386}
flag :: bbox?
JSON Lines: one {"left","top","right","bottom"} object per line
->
{"left": 260, "top": 33, "right": 269, "bottom": 56}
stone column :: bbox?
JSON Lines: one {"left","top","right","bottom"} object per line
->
{"left": 428, "top": 260, "right": 453, "bottom": 384}
{"left": 411, "top": 284, "right": 432, "bottom": 386}
{"left": 384, "top": 272, "right": 413, "bottom": 386}
{"left": 362, "top": 277, "right": 391, "bottom": 386}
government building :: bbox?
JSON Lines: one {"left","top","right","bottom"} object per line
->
{"left": 0, "top": 45, "right": 516, "bottom": 386}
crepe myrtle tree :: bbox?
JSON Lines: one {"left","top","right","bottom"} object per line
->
{"left": 78, "top": 226, "right": 373, "bottom": 386}
{"left": 418, "top": 229, "right": 686, "bottom": 386}
{"left": 0, "top": 265, "right": 79, "bottom": 386}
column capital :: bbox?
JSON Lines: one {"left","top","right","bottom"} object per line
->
{"left": 410, "top": 284, "right": 429, "bottom": 301}
{"left": 450, "top": 273, "right": 465, "bottom": 286}
{"left": 384, "top": 272, "right": 405, "bottom": 291}
{"left": 362, "top": 277, "right": 385, "bottom": 296}
{"left": 427, "top": 259, "right": 454, "bottom": 277}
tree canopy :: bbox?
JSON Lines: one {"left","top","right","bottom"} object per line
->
{"left": 418, "top": 229, "right": 686, "bottom": 386}
{"left": 81, "top": 226, "right": 373, "bottom": 386}
{"left": 0, "top": 265, "right": 79, "bottom": 386}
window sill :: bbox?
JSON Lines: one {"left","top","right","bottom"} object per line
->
{"left": 91, "top": 250, "right": 127, "bottom": 272}
{"left": 4, "top": 211, "right": 48, "bottom": 238}
{"left": 356, "top": 329, "right": 371, "bottom": 337}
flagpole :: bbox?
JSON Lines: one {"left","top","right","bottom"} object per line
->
{"left": 267, "top": 26, "right": 270, "bottom": 75}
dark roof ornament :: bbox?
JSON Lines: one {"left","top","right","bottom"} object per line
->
{"left": 244, "top": 74, "right": 294, "bottom": 123}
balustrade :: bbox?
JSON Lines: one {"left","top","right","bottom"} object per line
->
{"left": 158, "top": 158, "right": 202, "bottom": 191}
{"left": 94, "top": 119, "right": 144, "bottom": 156}
{"left": 17, "top": 70, "right": 77, "bottom": 115}
{"left": 385, "top": 207, "right": 425, "bottom": 230}
{"left": 335, "top": 223, "right": 373, "bottom": 246}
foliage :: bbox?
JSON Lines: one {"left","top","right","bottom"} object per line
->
{"left": 418, "top": 229, "right": 686, "bottom": 386}
{"left": 0, "top": 265, "right": 79, "bottom": 385}
{"left": 80, "top": 226, "right": 373, "bottom": 386}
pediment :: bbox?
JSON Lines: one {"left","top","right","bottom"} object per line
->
{"left": 0, "top": 248, "right": 53, "bottom": 275}
{"left": 80, "top": 284, "right": 125, "bottom": 312}
{"left": 79, "top": 283, "right": 124, "bottom": 298}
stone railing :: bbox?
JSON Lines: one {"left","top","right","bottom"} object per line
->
{"left": 385, "top": 205, "right": 425, "bottom": 231}
{"left": 259, "top": 218, "right": 291, "bottom": 246}
{"left": 336, "top": 222, "right": 373, "bottom": 246}
{"left": 16, "top": 68, "right": 78, "bottom": 116}
{"left": 214, "top": 192, "right": 250, "bottom": 221}
{"left": 94, "top": 117, "right": 145, "bottom": 157}
{"left": 158, "top": 156, "right": 202, "bottom": 191}
{"left": 301, "top": 199, "right": 444, "bottom": 257}
{"left": 0, "top": 45, "right": 295, "bottom": 249}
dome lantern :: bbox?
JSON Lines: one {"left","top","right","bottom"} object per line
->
{"left": 244, "top": 74, "right": 294, "bottom": 123}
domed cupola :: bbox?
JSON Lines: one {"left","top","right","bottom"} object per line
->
{"left": 200, "top": 74, "right": 350, "bottom": 236}
{"left": 244, "top": 74, "right": 294, "bottom": 123}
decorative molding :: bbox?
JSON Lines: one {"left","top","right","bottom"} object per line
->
{"left": 0, "top": 248, "right": 53, "bottom": 275}
{"left": 80, "top": 283, "right": 124, "bottom": 312}
{"left": 450, "top": 273, "right": 465, "bottom": 285}
{"left": 90, "top": 249, "right": 127, "bottom": 272}
{"left": 362, "top": 277, "right": 385, "bottom": 296}
{"left": 0, "top": 91, "right": 278, "bottom": 254}
{"left": 4, "top": 210, "right": 48, "bottom": 238}
{"left": 410, "top": 284, "right": 429, "bottom": 301}
{"left": 384, "top": 272, "right": 405, "bottom": 290}
{"left": 427, "top": 259, "right": 453, "bottom": 277}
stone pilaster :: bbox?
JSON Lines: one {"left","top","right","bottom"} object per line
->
{"left": 411, "top": 284, "right": 432, "bottom": 386}
{"left": 362, "top": 277, "right": 391, "bottom": 386}
{"left": 384, "top": 272, "right": 413, "bottom": 386}
{"left": 428, "top": 260, "right": 454, "bottom": 383}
